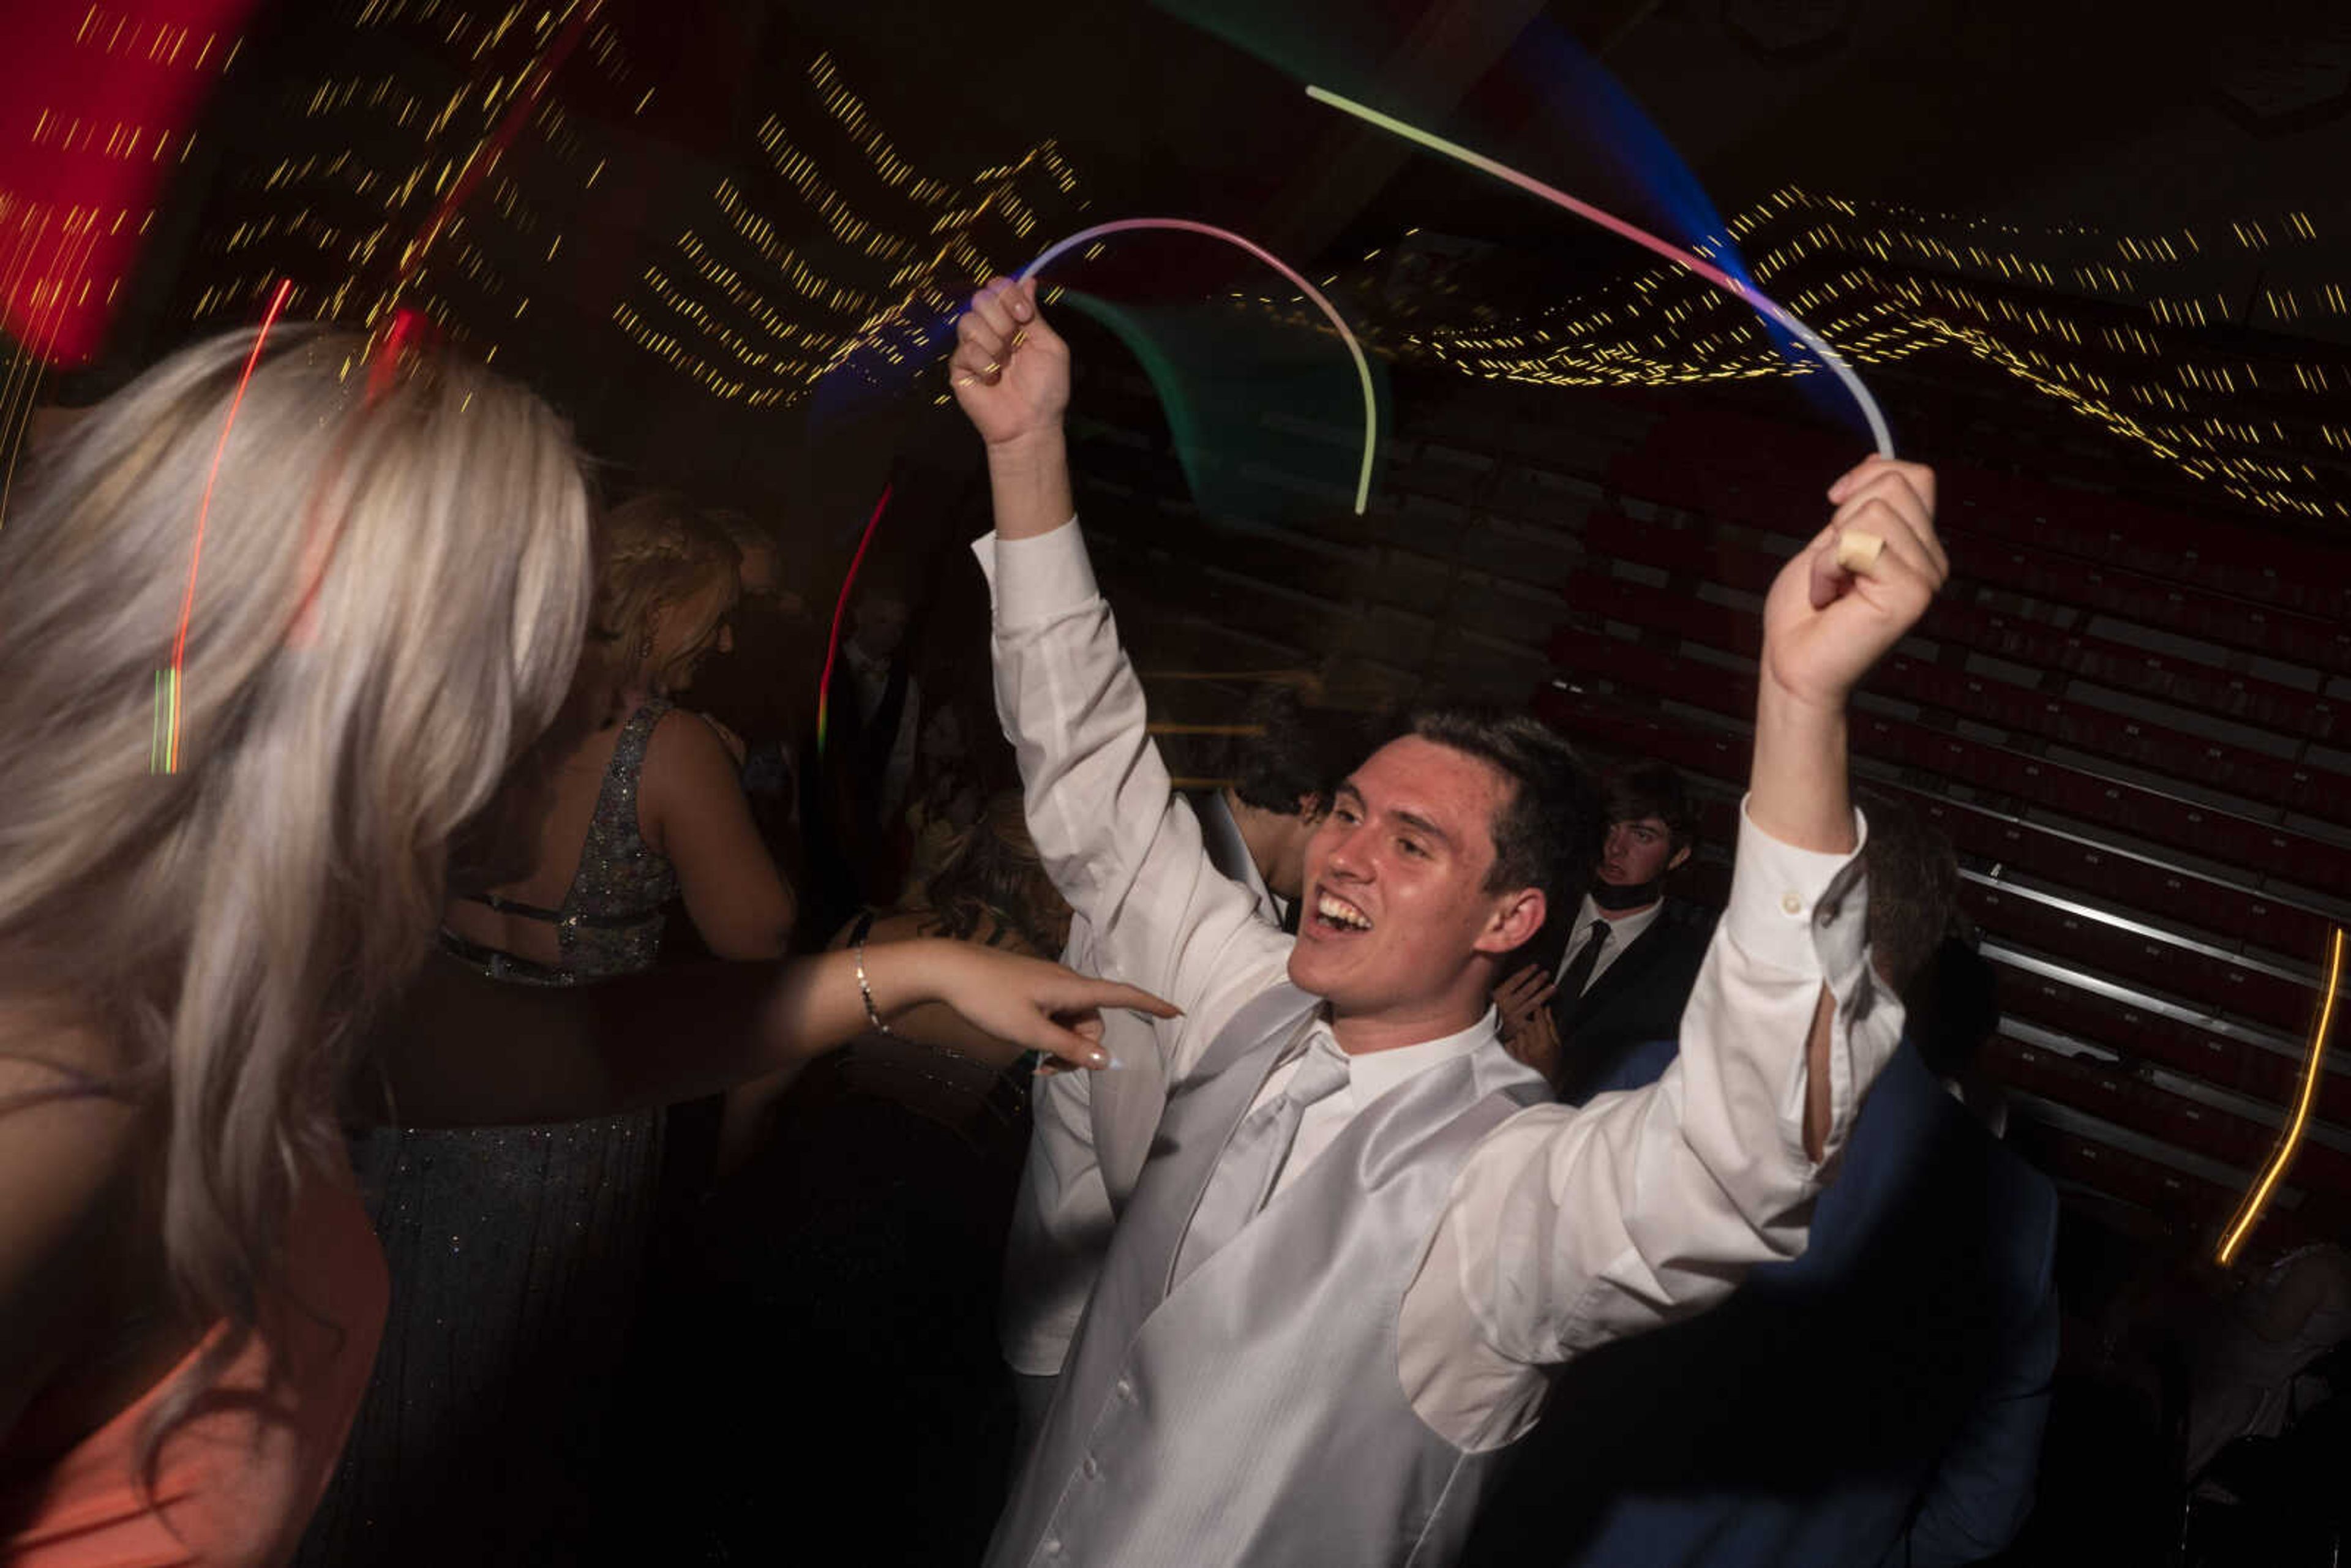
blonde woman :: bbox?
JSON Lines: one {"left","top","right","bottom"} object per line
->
{"left": 442, "top": 490, "right": 793, "bottom": 975}
{"left": 0, "top": 327, "right": 1162, "bottom": 1567}
{"left": 329, "top": 491, "right": 798, "bottom": 1563}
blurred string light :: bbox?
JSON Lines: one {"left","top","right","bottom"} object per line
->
{"left": 2216, "top": 928, "right": 2345, "bottom": 1267}
{"left": 1216, "top": 186, "right": 2346, "bottom": 521}
{"left": 185, "top": 9, "right": 2345, "bottom": 523}
{"left": 0, "top": 208, "right": 107, "bottom": 519}
{"left": 607, "top": 51, "right": 1083, "bottom": 408}
{"left": 366, "top": 0, "right": 604, "bottom": 347}
{"left": 1306, "top": 86, "right": 1893, "bottom": 459}
{"left": 190, "top": 0, "right": 634, "bottom": 364}
{"left": 1, "top": 2, "right": 250, "bottom": 520}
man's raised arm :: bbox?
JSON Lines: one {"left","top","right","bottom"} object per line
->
{"left": 1752, "top": 458, "right": 1945, "bottom": 1157}
{"left": 1401, "top": 455, "right": 1948, "bottom": 1450}
{"left": 950, "top": 280, "right": 1291, "bottom": 1052}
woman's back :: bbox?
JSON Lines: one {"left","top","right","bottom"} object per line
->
{"left": 440, "top": 699, "right": 681, "bottom": 981}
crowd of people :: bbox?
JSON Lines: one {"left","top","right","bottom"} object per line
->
{"left": 0, "top": 283, "right": 2339, "bottom": 1568}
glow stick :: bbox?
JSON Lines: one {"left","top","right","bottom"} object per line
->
{"left": 1017, "top": 219, "right": 1378, "bottom": 514}
{"left": 2216, "top": 926, "right": 2344, "bottom": 1267}
{"left": 1305, "top": 85, "right": 1894, "bottom": 459}
{"left": 816, "top": 481, "right": 894, "bottom": 761}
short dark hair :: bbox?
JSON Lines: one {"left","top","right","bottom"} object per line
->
{"left": 1223, "top": 688, "right": 1360, "bottom": 820}
{"left": 1856, "top": 790, "right": 1960, "bottom": 994}
{"left": 1602, "top": 760, "right": 1698, "bottom": 853}
{"left": 1403, "top": 708, "right": 1603, "bottom": 900}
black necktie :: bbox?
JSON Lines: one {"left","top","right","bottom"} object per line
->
{"left": 1554, "top": 918, "right": 1613, "bottom": 1003}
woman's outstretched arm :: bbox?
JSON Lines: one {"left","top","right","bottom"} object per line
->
{"left": 358, "top": 940, "right": 1171, "bottom": 1129}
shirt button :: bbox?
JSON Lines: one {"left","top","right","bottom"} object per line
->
{"left": 1115, "top": 1378, "right": 1135, "bottom": 1401}
{"left": 1779, "top": 892, "right": 1803, "bottom": 916}
{"left": 1082, "top": 1455, "right": 1101, "bottom": 1479}
{"left": 1043, "top": 1540, "right": 1062, "bottom": 1558}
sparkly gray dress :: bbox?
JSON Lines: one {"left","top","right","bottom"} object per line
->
{"left": 299, "top": 701, "right": 681, "bottom": 1564}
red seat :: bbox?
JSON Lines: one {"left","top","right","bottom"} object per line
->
{"left": 1560, "top": 569, "right": 1752, "bottom": 650}
{"left": 1547, "top": 642, "right": 2344, "bottom": 891}
{"left": 1991, "top": 959, "right": 2351, "bottom": 1127}
{"left": 1964, "top": 883, "right": 2320, "bottom": 1038}
{"left": 1907, "top": 793, "right": 2335, "bottom": 960}
{"left": 1611, "top": 429, "right": 2351, "bottom": 677}
{"left": 1633, "top": 408, "right": 2350, "bottom": 623}
{"left": 2007, "top": 1116, "right": 2247, "bottom": 1236}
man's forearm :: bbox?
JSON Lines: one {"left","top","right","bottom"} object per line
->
{"left": 1749, "top": 687, "right": 1859, "bottom": 1163}
{"left": 986, "top": 427, "right": 1074, "bottom": 541}
{"left": 1747, "top": 688, "right": 1856, "bottom": 856}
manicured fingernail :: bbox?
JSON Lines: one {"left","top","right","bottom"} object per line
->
{"left": 1013, "top": 297, "right": 1033, "bottom": 322}
{"left": 1089, "top": 1048, "right": 1113, "bottom": 1070}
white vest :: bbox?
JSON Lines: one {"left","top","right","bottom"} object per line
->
{"left": 989, "top": 985, "right": 1551, "bottom": 1566}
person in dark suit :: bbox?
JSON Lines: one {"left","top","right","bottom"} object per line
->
{"left": 1492, "top": 761, "right": 1715, "bottom": 1100}
{"left": 1461, "top": 794, "right": 2060, "bottom": 1568}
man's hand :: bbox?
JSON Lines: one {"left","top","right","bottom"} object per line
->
{"left": 1750, "top": 455, "right": 1945, "bottom": 853}
{"left": 1760, "top": 456, "right": 1945, "bottom": 716}
{"left": 1503, "top": 1003, "right": 1564, "bottom": 1088}
{"left": 951, "top": 278, "right": 1076, "bottom": 540}
{"left": 1492, "top": 962, "right": 1557, "bottom": 1046}
{"left": 950, "top": 277, "right": 1069, "bottom": 451}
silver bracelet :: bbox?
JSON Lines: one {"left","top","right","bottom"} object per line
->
{"left": 855, "top": 937, "right": 896, "bottom": 1037}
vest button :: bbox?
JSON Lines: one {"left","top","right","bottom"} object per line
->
{"left": 1115, "top": 1378, "right": 1135, "bottom": 1402}
{"left": 1083, "top": 1455, "right": 1101, "bottom": 1479}
{"left": 1042, "top": 1539, "right": 1062, "bottom": 1558}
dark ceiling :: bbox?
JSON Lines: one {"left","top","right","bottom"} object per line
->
{"left": 759, "top": 0, "right": 2351, "bottom": 343}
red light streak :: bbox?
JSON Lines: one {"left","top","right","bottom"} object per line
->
{"left": 164, "top": 276, "right": 291, "bottom": 773}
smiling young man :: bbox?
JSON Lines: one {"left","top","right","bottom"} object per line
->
{"left": 951, "top": 279, "right": 1948, "bottom": 1567}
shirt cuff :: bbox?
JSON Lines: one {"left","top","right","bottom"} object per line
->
{"left": 1723, "top": 795, "right": 1870, "bottom": 977}
{"left": 969, "top": 517, "right": 1095, "bottom": 628}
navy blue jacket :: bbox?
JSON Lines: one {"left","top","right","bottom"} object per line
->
{"left": 1463, "top": 1039, "right": 2058, "bottom": 1568}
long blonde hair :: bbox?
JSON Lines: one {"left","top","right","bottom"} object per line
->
{"left": 0, "top": 326, "right": 594, "bottom": 1460}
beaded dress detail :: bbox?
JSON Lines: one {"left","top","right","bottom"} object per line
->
{"left": 304, "top": 701, "right": 684, "bottom": 1565}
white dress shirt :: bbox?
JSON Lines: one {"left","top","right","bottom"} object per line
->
{"left": 1555, "top": 892, "right": 1662, "bottom": 994}
{"left": 980, "top": 519, "right": 1898, "bottom": 1450}
{"left": 1000, "top": 792, "right": 1286, "bottom": 1378}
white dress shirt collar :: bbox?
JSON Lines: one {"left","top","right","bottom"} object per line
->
{"left": 1309, "top": 1005, "right": 1499, "bottom": 1103}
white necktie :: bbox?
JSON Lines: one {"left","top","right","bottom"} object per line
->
{"left": 1172, "top": 1045, "right": 1353, "bottom": 1286}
